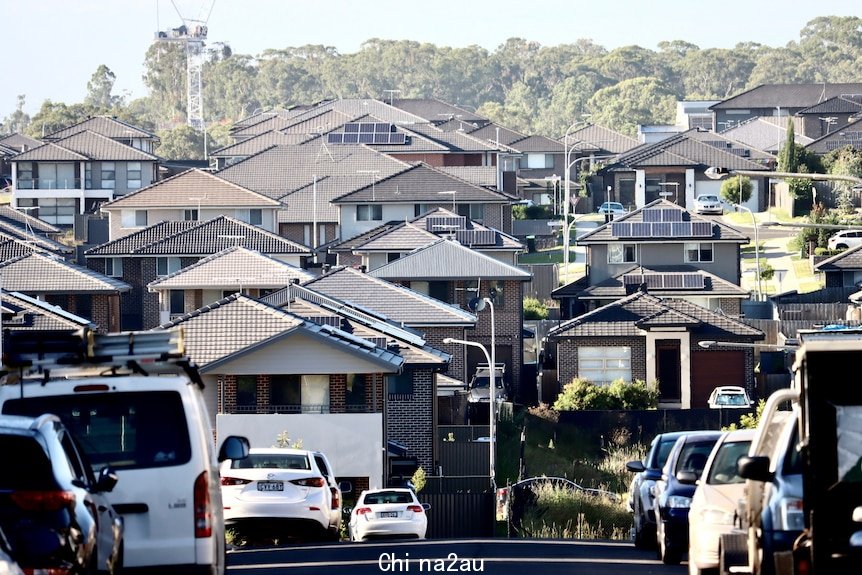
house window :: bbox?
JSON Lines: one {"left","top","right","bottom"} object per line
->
{"left": 156, "top": 257, "right": 182, "bottom": 277}
{"left": 184, "top": 209, "right": 198, "bottom": 221}
{"left": 356, "top": 204, "right": 382, "bottom": 221}
{"left": 236, "top": 208, "right": 262, "bottom": 225}
{"left": 17, "top": 162, "right": 34, "bottom": 188}
{"left": 271, "top": 374, "right": 301, "bottom": 411}
{"left": 387, "top": 372, "right": 413, "bottom": 397}
{"left": 458, "top": 203, "right": 483, "bottom": 221}
{"left": 235, "top": 375, "right": 257, "bottom": 412}
{"left": 525, "top": 153, "right": 554, "bottom": 169}
{"left": 169, "top": 290, "right": 184, "bottom": 316}
{"left": 345, "top": 374, "right": 367, "bottom": 412}
{"left": 121, "top": 210, "right": 147, "bottom": 228}
{"left": 462, "top": 279, "right": 480, "bottom": 307}
{"left": 36, "top": 198, "right": 76, "bottom": 225}
{"left": 578, "top": 346, "right": 632, "bottom": 384}
{"left": 105, "top": 258, "right": 123, "bottom": 277}
{"left": 608, "top": 243, "right": 637, "bottom": 264}
{"left": 685, "top": 242, "right": 714, "bottom": 263}
{"left": 101, "top": 162, "right": 115, "bottom": 189}
{"left": 127, "top": 162, "right": 142, "bottom": 189}
{"left": 85, "top": 164, "right": 92, "bottom": 189}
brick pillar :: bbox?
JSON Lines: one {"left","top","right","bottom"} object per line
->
{"left": 222, "top": 375, "right": 237, "bottom": 413}
{"left": 366, "top": 374, "right": 384, "bottom": 412}
{"left": 256, "top": 374, "right": 270, "bottom": 413}
{"left": 330, "top": 374, "right": 346, "bottom": 414}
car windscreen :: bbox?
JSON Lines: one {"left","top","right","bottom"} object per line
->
{"left": 3, "top": 391, "right": 192, "bottom": 471}
{"left": 707, "top": 440, "right": 752, "bottom": 485}
{"left": 363, "top": 491, "right": 414, "bottom": 505}
{"left": 676, "top": 440, "right": 718, "bottom": 475}
{"left": 232, "top": 453, "right": 310, "bottom": 470}
{"left": 653, "top": 437, "right": 678, "bottom": 469}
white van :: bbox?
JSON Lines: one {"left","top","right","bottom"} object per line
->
{"left": 0, "top": 329, "right": 249, "bottom": 575}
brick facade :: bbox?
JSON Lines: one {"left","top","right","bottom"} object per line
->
{"left": 556, "top": 337, "right": 648, "bottom": 390}
{"left": 385, "top": 368, "right": 435, "bottom": 474}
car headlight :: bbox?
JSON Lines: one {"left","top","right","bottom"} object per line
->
{"left": 774, "top": 497, "right": 805, "bottom": 531}
{"left": 666, "top": 496, "right": 692, "bottom": 509}
{"left": 698, "top": 507, "right": 735, "bottom": 525}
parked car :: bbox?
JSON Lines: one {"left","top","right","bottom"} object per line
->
{"left": 597, "top": 201, "right": 627, "bottom": 216}
{"left": 707, "top": 386, "right": 754, "bottom": 409}
{"left": 694, "top": 194, "right": 724, "bottom": 215}
{"left": 626, "top": 431, "right": 691, "bottom": 549}
{"left": 347, "top": 488, "right": 429, "bottom": 542}
{"left": 827, "top": 229, "right": 862, "bottom": 251}
{"left": 0, "top": 525, "right": 24, "bottom": 575}
{"left": 467, "top": 363, "right": 507, "bottom": 404}
{"left": 220, "top": 447, "right": 343, "bottom": 540}
{"left": 0, "top": 413, "right": 123, "bottom": 575}
{"left": 687, "top": 428, "right": 755, "bottom": 575}
{"left": 654, "top": 430, "right": 723, "bottom": 564}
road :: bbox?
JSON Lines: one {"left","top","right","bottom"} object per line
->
{"left": 227, "top": 538, "right": 687, "bottom": 575}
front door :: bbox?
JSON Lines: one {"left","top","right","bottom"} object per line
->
{"left": 656, "top": 340, "right": 682, "bottom": 402}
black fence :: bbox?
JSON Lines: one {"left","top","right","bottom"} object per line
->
{"left": 418, "top": 492, "right": 495, "bottom": 539}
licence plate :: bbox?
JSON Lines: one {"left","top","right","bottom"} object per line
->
{"left": 378, "top": 511, "right": 399, "bottom": 518}
{"left": 257, "top": 481, "right": 284, "bottom": 492}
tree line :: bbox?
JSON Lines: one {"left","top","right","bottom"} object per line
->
{"left": 2, "top": 15, "right": 860, "bottom": 159}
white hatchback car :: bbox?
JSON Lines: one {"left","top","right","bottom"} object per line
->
{"left": 707, "top": 386, "right": 753, "bottom": 409}
{"left": 687, "top": 429, "right": 755, "bottom": 575}
{"left": 827, "top": 229, "right": 862, "bottom": 251}
{"left": 220, "top": 448, "right": 342, "bottom": 539}
{"left": 348, "top": 488, "right": 429, "bottom": 542}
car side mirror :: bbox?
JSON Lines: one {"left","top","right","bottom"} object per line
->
{"left": 339, "top": 480, "right": 353, "bottom": 494}
{"left": 422, "top": 502, "right": 431, "bottom": 511}
{"left": 217, "top": 435, "right": 250, "bottom": 462}
{"left": 95, "top": 466, "right": 119, "bottom": 493}
{"left": 676, "top": 470, "right": 698, "bottom": 485}
{"left": 738, "top": 455, "right": 773, "bottom": 482}
{"left": 626, "top": 460, "right": 646, "bottom": 473}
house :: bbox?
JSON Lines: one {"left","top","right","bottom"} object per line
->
{"left": 553, "top": 199, "right": 751, "bottom": 319}
{"left": 9, "top": 130, "right": 159, "bottom": 224}
{"left": 84, "top": 215, "right": 311, "bottom": 330}
{"left": 0, "top": 252, "right": 130, "bottom": 331}
{"left": 718, "top": 116, "right": 813, "bottom": 155}
{"left": 546, "top": 288, "right": 764, "bottom": 408}
{"left": 1, "top": 133, "right": 42, "bottom": 183}
{"left": 157, "top": 292, "right": 405, "bottom": 492}
{"left": 97, "top": 168, "right": 282, "bottom": 240}
{"left": 42, "top": 116, "right": 160, "bottom": 154}
{"left": 814, "top": 243, "right": 862, "bottom": 288}
{"left": 1, "top": 289, "right": 96, "bottom": 333}
{"left": 796, "top": 95, "right": 862, "bottom": 140}
{"left": 805, "top": 117, "right": 862, "bottom": 155}
{"left": 147, "top": 246, "right": 314, "bottom": 324}
{"left": 367, "top": 237, "right": 532, "bottom": 400}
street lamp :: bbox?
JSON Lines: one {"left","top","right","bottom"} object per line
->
{"left": 562, "top": 119, "right": 593, "bottom": 286}
{"left": 731, "top": 201, "right": 763, "bottom": 301}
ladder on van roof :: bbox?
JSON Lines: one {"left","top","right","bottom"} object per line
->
{"left": 1, "top": 328, "right": 204, "bottom": 388}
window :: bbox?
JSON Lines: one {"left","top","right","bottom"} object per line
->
{"left": 578, "top": 346, "right": 632, "bottom": 384}
{"left": 526, "top": 153, "right": 554, "bottom": 169}
{"left": 270, "top": 374, "right": 329, "bottom": 413}
{"left": 236, "top": 375, "right": 257, "bottom": 411}
{"left": 105, "top": 258, "right": 123, "bottom": 277}
{"left": 387, "top": 372, "right": 413, "bottom": 396}
{"left": 101, "top": 162, "right": 115, "bottom": 189}
{"left": 156, "top": 257, "right": 182, "bottom": 277}
{"left": 183, "top": 209, "right": 198, "bottom": 221}
{"left": 35, "top": 198, "right": 76, "bottom": 225}
{"left": 271, "top": 375, "right": 301, "bottom": 410}
{"left": 121, "top": 210, "right": 147, "bottom": 228}
{"left": 169, "top": 290, "right": 184, "bottom": 315}
{"left": 685, "top": 242, "right": 714, "bottom": 263}
{"left": 356, "top": 204, "right": 382, "bottom": 221}
{"left": 85, "top": 164, "right": 92, "bottom": 189}
{"left": 608, "top": 243, "right": 637, "bottom": 264}
{"left": 17, "top": 162, "right": 34, "bottom": 188}
{"left": 345, "top": 374, "right": 367, "bottom": 412}
{"left": 127, "top": 162, "right": 142, "bottom": 189}
{"left": 458, "top": 203, "right": 483, "bottom": 221}
{"left": 236, "top": 208, "right": 262, "bottom": 225}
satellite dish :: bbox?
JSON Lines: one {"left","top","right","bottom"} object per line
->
{"left": 468, "top": 297, "right": 486, "bottom": 312}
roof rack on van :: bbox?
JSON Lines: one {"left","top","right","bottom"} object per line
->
{"left": 1, "top": 328, "right": 204, "bottom": 388}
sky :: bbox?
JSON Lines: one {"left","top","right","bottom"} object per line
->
{"left": 5, "top": 0, "right": 861, "bottom": 118}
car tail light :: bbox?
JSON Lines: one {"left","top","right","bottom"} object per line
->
{"left": 407, "top": 505, "right": 424, "bottom": 513}
{"left": 290, "top": 477, "right": 326, "bottom": 488}
{"left": 219, "top": 477, "right": 252, "bottom": 486}
{"left": 194, "top": 470, "right": 212, "bottom": 538}
{"left": 355, "top": 507, "right": 372, "bottom": 515}
{"left": 11, "top": 491, "right": 76, "bottom": 512}
{"left": 330, "top": 487, "right": 340, "bottom": 509}
{"left": 21, "top": 568, "right": 75, "bottom": 575}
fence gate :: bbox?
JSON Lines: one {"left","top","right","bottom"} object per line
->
{"left": 418, "top": 492, "right": 494, "bottom": 539}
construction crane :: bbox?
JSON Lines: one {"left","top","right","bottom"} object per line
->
{"left": 154, "top": 0, "right": 216, "bottom": 131}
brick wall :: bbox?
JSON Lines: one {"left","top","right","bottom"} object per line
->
{"left": 255, "top": 374, "right": 270, "bottom": 412}
{"left": 718, "top": 298, "right": 741, "bottom": 316}
{"left": 385, "top": 368, "right": 435, "bottom": 473}
{"left": 221, "top": 374, "right": 237, "bottom": 413}
{"left": 424, "top": 327, "right": 468, "bottom": 382}
{"left": 330, "top": 374, "right": 346, "bottom": 414}
{"left": 556, "top": 337, "right": 647, "bottom": 390}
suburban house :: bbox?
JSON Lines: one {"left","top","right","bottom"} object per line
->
{"left": 147, "top": 246, "right": 315, "bottom": 324}
{"left": 546, "top": 289, "right": 764, "bottom": 408}
{"left": 815, "top": 243, "right": 862, "bottom": 288}
{"left": 552, "top": 199, "right": 751, "bottom": 319}
{"left": 157, "top": 292, "right": 405, "bottom": 493}
{"left": 1, "top": 133, "right": 42, "bottom": 181}
{"left": 41, "top": 116, "right": 160, "bottom": 154}
{"left": 97, "top": 168, "right": 283, "bottom": 240}
{"left": 0, "top": 251, "right": 130, "bottom": 332}
{"left": 719, "top": 116, "right": 813, "bottom": 155}
{"left": 805, "top": 117, "right": 862, "bottom": 154}
{"left": 209, "top": 131, "right": 310, "bottom": 169}
{"left": 796, "top": 94, "right": 862, "bottom": 140}
{"left": 1, "top": 289, "right": 96, "bottom": 333}
{"left": 84, "top": 215, "right": 311, "bottom": 330}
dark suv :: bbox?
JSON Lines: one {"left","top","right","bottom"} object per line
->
{"left": 0, "top": 414, "right": 123, "bottom": 575}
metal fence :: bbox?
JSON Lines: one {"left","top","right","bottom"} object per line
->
{"left": 520, "top": 264, "right": 559, "bottom": 302}
{"left": 418, "top": 492, "right": 495, "bottom": 539}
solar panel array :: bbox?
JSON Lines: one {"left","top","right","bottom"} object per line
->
{"left": 622, "top": 272, "right": 705, "bottom": 289}
{"left": 611, "top": 220, "right": 712, "bottom": 238}
{"left": 825, "top": 131, "right": 862, "bottom": 151}
{"left": 327, "top": 123, "right": 408, "bottom": 144}
{"left": 426, "top": 215, "right": 466, "bottom": 232}
{"left": 455, "top": 229, "right": 497, "bottom": 246}
{"left": 643, "top": 208, "right": 683, "bottom": 222}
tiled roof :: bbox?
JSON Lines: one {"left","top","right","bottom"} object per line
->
{"left": 1, "top": 290, "right": 95, "bottom": 331}
{"left": 798, "top": 95, "right": 862, "bottom": 115}
{"left": 100, "top": 168, "right": 280, "bottom": 209}
{"left": 805, "top": 118, "right": 862, "bottom": 154}
{"left": 0, "top": 238, "right": 44, "bottom": 260}
{"left": 285, "top": 99, "right": 429, "bottom": 126}
{"left": 719, "top": 116, "right": 811, "bottom": 153}
{"left": 0, "top": 133, "right": 42, "bottom": 153}
{"left": 353, "top": 222, "right": 439, "bottom": 251}
{"left": 328, "top": 221, "right": 402, "bottom": 252}
{"left": 368, "top": 238, "right": 532, "bottom": 281}
{"left": 303, "top": 266, "right": 477, "bottom": 327}
{"left": 0, "top": 252, "right": 131, "bottom": 293}
{"left": 159, "top": 293, "right": 403, "bottom": 371}
{"left": 710, "top": 83, "right": 862, "bottom": 110}
{"left": 576, "top": 265, "right": 750, "bottom": 300}
{"left": 567, "top": 124, "right": 639, "bottom": 154}
{"left": 85, "top": 216, "right": 310, "bottom": 256}
{"left": 278, "top": 109, "right": 355, "bottom": 135}
{"left": 814, "top": 243, "right": 862, "bottom": 271}
{"left": 611, "top": 130, "right": 772, "bottom": 171}
{"left": 209, "top": 131, "right": 311, "bottom": 157}
{"left": 437, "top": 167, "right": 498, "bottom": 188}
{"left": 397, "top": 123, "right": 502, "bottom": 153}
{"left": 147, "top": 246, "right": 314, "bottom": 290}
{"left": 42, "top": 116, "right": 157, "bottom": 141}
{"left": 0, "top": 205, "right": 62, "bottom": 234}
{"left": 13, "top": 130, "right": 158, "bottom": 162}
{"left": 276, "top": 176, "right": 341, "bottom": 223}
{"left": 389, "top": 98, "right": 487, "bottom": 125}
{"left": 577, "top": 199, "right": 749, "bottom": 244}
{"left": 331, "top": 163, "right": 511, "bottom": 204}
{"left": 547, "top": 290, "right": 764, "bottom": 339}
{"left": 0, "top": 228, "right": 72, "bottom": 255}
{"left": 230, "top": 109, "right": 302, "bottom": 132}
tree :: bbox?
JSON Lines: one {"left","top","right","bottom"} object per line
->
{"left": 84, "top": 65, "right": 120, "bottom": 110}
{"left": 586, "top": 77, "right": 676, "bottom": 136}
{"left": 822, "top": 145, "right": 862, "bottom": 213}
{"left": 156, "top": 124, "right": 205, "bottom": 160}
{"left": 523, "top": 297, "right": 549, "bottom": 320}
{"left": 719, "top": 175, "right": 752, "bottom": 205}
{"left": 1, "top": 95, "right": 31, "bottom": 134}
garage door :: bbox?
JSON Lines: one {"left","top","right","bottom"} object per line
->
{"left": 690, "top": 350, "right": 745, "bottom": 408}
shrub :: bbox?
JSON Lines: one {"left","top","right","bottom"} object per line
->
{"left": 553, "top": 378, "right": 659, "bottom": 411}
{"left": 524, "top": 296, "right": 549, "bottom": 320}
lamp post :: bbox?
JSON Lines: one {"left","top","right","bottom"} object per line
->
{"left": 731, "top": 201, "right": 762, "bottom": 301}
{"left": 562, "top": 120, "right": 591, "bottom": 286}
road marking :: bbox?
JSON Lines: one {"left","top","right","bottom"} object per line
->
{"left": 228, "top": 556, "right": 660, "bottom": 570}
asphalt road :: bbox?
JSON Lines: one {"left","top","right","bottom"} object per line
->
{"left": 227, "top": 538, "right": 687, "bottom": 575}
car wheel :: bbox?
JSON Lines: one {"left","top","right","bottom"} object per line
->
{"left": 633, "top": 508, "right": 654, "bottom": 550}
{"left": 837, "top": 243, "right": 849, "bottom": 250}
{"left": 659, "top": 526, "right": 681, "bottom": 565}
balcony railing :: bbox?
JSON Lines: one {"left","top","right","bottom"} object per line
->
{"left": 16, "top": 178, "right": 82, "bottom": 190}
{"left": 231, "top": 403, "right": 378, "bottom": 414}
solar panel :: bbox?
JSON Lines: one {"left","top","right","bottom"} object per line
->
{"left": 375, "top": 123, "right": 393, "bottom": 133}
{"left": 661, "top": 209, "right": 683, "bottom": 222}
{"left": 643, "top": 209, "right": 662, "bottom": 223}
{"left": 652, "top": 222, "right": 673, "bottom": 236}
{"left": 373, "top": 133, "right": 389, "bottom": 143}
{"left": 631, "top": 222, "right": 651, "bottom": 236}
{"left": 611, "top": 222, "right": 632, "bottom": 237}
{"left": 358, "top": 133, "right": 374, "bottom": 143}
{"left": 358, "top": 123, "right": 375, "bottom": 133}
{"left": 691, "top": 221, "right": 713, "bottom": 237}
{"left": 389, "top": 133, "right": 407, "bottom": 144}
{"left": 672, "top": 222, "right": 692, "bottom": 236}
{"left": 456, "top": 229, "right": 497, "bottom": 245}
{"left": 683, "top": 273, "right": 704, "bottom": 288}
{"left": 622, "top": 274, "right": 643, "bottom": 285}
{"left": 327, "top": 133, "right": 344, "bottom": 144}
{"left": 663, "top": 274, "right": 684, "bottom": 289}
{"left": 344, "top": 133, "right": 359, "bottom": 144}
{"left": 645, "top": 274, "right": 663, "bottom": 289}
{"left": 344, "top": 123, "right": 360, "bottom": 133}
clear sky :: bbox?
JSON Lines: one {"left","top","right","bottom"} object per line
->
{"left": 5, "top": 0, "right": 861, "bottom": 118}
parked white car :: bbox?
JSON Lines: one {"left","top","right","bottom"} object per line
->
{"left": 220, "top": 448, "right": 343, "bottom": 539}
{"left": 827, "top": 229, "right": 862, "bottom": 251}
{"left": 707, "top": 386, "right": 753, "bottom": 409}
{"left": 687, "top": 429, "right": 755, "bottom": 575}
{"left": 348, "top": 488, "right": 429, "bottom": 542}
{"left": 597, "top": 201, "right": 627, "bottom": 216}
{"left": 694, "top": 194, "right": 724, "bottom": 215}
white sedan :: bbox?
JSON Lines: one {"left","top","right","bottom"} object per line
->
{"left": 348, "top": 488, "right": 429, "bottom": 541}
